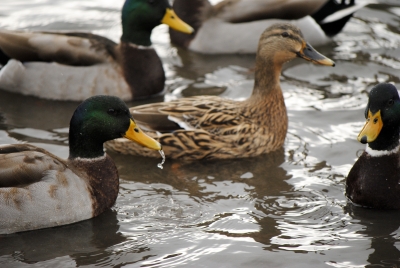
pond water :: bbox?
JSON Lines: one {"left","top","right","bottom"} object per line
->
{"left": 1, "top": 0, "right": 400, "bottom": 267}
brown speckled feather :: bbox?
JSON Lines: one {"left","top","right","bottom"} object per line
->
{"left": 107, "top": 88, "right": 288, "bottom": 160}
{"left": 106, "top": 23, "right": 334, "bottom": 160}
{"left": 0, "top": 30, "right": 116, "bottom": 66}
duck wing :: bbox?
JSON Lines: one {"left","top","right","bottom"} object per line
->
{"left": 0, "top": 144, "right": 67, "bottom": 188}
{"left": 0, "top": 144, "right": 95, "bottom": 234}
{"left": 214, "top": 0, "right": 328, "bottom": 23}
{"left": 131, "top": 96, "right": 243, "bottom": 133}
{"left": 0, "top": 29, "right": 117, "bottom": 66}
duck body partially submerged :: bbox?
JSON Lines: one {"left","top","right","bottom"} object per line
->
{"left": 0, "top": 95, "right": 161, "bottom": 234}
{"left": 170, "top": 0, "right": 367, "bottom": 54}
{"left": 0, "top": 0, "right": 193, "bottom": 101}
{"left": 346, "top": 83, "right": 400, "bottom": 209}
{"left": 106, "top": 23, "right": 335, "bottom": 161}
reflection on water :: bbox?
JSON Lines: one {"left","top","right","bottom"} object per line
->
{"left": 0, "top": 210, "right": 125, "bottom": 264}
{"left": 343, "top": 205, "right": 400, "bottom": 267}
{"left": 1, "top": 0, "right": 400, "bottom": 267}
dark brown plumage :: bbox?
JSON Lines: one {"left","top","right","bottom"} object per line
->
{"left": 346, "top": 83, "right": 400, "bottom": 209}
{"left": 346, "top": 151, "right": 400, "bottom": 209}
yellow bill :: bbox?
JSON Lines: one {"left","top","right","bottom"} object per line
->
{"left": 124, "top": 119, "right": 161, "bottom": 150}
{"left": 162, "top": 8, "right": 194, "bottom": 34}
{"left": 357, "top": 110, "right": 383, "bottom": 144}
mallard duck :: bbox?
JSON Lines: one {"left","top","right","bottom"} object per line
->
{"left": 0, "top": 0, "right": 193, "bottom": 101}
{"left": 346, "top": 83, "right": 400, "bottom": 209}
{"left": 0, "top": 95, "right": 161, "bottom": 234}
{"left": 170, "top": 0, "right": 366, "bottom": 54}
{"left": 106, "top": 23, "right": 335, "bottom": 160}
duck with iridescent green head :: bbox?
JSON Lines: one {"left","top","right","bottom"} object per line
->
{"left": 0, "top": 95, "right": 162, "bottom": 234}
{"left": 0, "top": 0, "right": 193, "bottom": 101}
{"left": 346, "top": 83, "right": 400, "bottom": 209}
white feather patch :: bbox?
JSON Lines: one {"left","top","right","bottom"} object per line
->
{"left": 167, "top": 115, "right": 196, "bottom": 130}
{"left": 0, "top": 59, "right": 132, "bottom": 101}
{"left": 73, "top": 154, "right": 106, "bottom": 162}
{"left": 321, "top": 3, "right": 369, "bottom": 24}
{"left": 365, "top": 143, "right": 400, "bottom": 157}
{"left": 127, "top": 42, "right": 153, "bottom": 50}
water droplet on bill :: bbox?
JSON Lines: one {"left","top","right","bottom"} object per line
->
{"left": 157, "top": 149, "right": 165, "bottom": 169}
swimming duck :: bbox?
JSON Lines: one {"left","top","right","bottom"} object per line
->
{"left": 346, "top": 83, "right": 400, "bottom": 209}
{"left": 170, "top": 0, "right": 366, "bottom": 54}
{"left": 0, "top": 0, "right": 193, "bottom": 101}
{"left": 0, "top": 95, "right": 161, "bottom": 234}
{"left": 106, "top": 23, "right": 335, "bottom": 161}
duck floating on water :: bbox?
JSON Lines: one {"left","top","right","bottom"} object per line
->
{"left": 346, "top": 83, "right": 400, "bottom": 209}
{"left": 0, "top": 95, "right": 161, "bottom": 234}
{"left": 0, "top": 0, "right": 193, "bottom": 101}
{"left": 106, "top": 23, "right": 335, "bottom": 161}
{"left": 170, "top": 0, "right": 366, "bottom": 54}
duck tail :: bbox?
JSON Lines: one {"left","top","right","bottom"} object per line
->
{"left": 311, "top": 0, "right": 366, "bottom": 37}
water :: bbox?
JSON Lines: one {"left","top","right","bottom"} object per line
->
{"left": 1, "top": 0, "right": 400, "bottom": 267}
{"left": 157, "top": 150, "right": 165, "bottom": 169}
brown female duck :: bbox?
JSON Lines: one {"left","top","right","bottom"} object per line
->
{"left": 106, "top": 23, "right": 335, "bottom": 161}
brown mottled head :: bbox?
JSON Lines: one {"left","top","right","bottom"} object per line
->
{"left": 257, "top": 23, "right": 335, "bottom": 67}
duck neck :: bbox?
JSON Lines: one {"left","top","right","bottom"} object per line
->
{"left": 69, "top": 133, "right": 106, "bottom": 160}
{"left": 118, "top": 42, "right": 165, "bottom": 98}
{"left": 368, "top": 126, "right": 400, "bottom": 152}
{"left": 243, "top": 53, "right": 288, "bottom": 138}
{"left": 249, "top": 53, "right": 283, "bottom": 100}
{"left": 68, "top": 115, "right": 107, "bottom": 159}
{"left": 121, "top": 27, "right": 153, "bottom": 47}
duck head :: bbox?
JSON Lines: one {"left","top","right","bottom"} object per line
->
{"left": 121, "top": 0, "right": 193, "bottom": 46}
{"left": 357, "top": 83, "right": 400, "bottom": 151}
{"left": 69, "top": 95, "right": 161, "bottom": 159}
{"left": 252, "top": 23, "right": 334, "bottom": 93}
{"left": 257, "top": 23, "right": 335, "bottom": 67}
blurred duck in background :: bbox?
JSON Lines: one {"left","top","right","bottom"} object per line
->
{"left": 346, "top": 83, "right": 400, "bottom": 209}
{"left": 170, "top": 0, "right": 367, "bottom": 54}
{"left": 0, "top": 0, "right": 193, "bottom": 101}
{"left": 106, "top": 23, "right": 335, "bottom": 161}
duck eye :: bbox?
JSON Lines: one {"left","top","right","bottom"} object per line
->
{"left": 281, "top": 32, "right": 289, "bottom": 38}
{"left": 388, "top": 99, "right": 394, "bottom": 106}
{"left": 108, "top": 108, "right": 120, "bottom": 116}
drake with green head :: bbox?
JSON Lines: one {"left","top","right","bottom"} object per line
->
{"left": 106, "top": 23, "right": 335, "bottom": 160}
{"left": 346, "top": 83, "right": 400, "bottom": 209}
{"left": 0, "top": 0, "right": 193, "bottom": 101}
{"left": 0, "top": 95, "right": 161, "bottom": 234}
